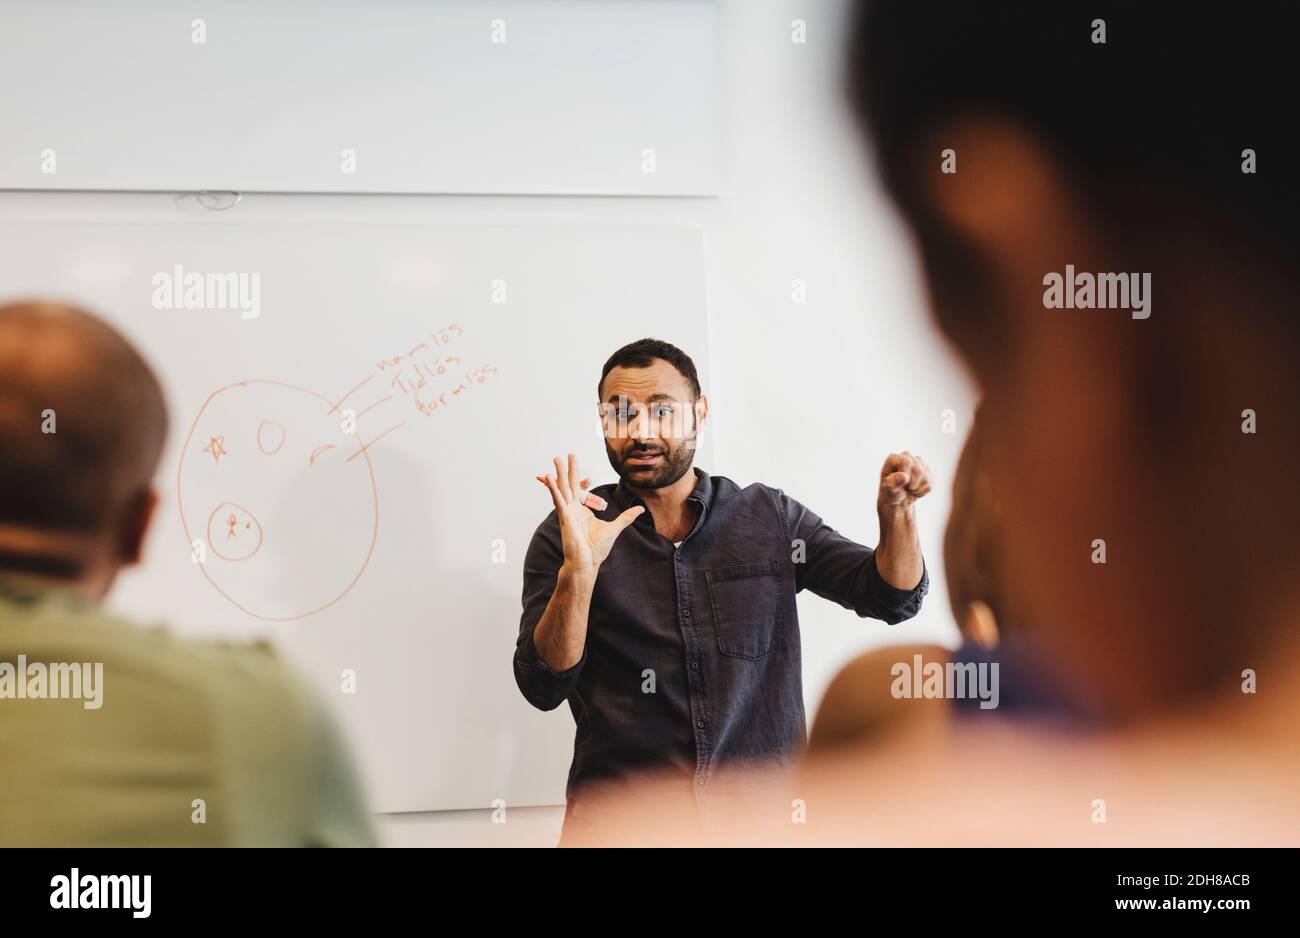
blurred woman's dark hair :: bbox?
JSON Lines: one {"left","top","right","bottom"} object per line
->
{"left": 846, "top": 2, "right": 1294, "bottom": 260}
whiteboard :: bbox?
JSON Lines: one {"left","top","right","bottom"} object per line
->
{"left": 0, "top": 0, "right": 721, "bottom": 195}
{"left": 0, "top": 218, "right": 710, "bottom": 812}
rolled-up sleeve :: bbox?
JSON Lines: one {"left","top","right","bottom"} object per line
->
{"left": 514, "top": 513, "right": 586, "bottom": 711}
{"left": 777, "top": 489, "right": 928, "bottom": 625}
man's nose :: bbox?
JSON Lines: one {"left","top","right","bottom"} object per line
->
{"left": 628, "top": 410, "right": 654, "bottom": 441}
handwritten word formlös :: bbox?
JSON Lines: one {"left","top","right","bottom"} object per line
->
{"left": 410, "top": 364, "right": 499, "bottom": 416}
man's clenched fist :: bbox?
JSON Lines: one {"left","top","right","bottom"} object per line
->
{"left": 878, "top": 451, "right": 933, "bottom": 510}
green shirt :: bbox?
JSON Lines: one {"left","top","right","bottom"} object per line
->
{"left": 0, "top": 580, "right": 375, "bottom": 846}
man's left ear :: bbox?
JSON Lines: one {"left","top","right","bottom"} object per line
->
{"left": 116, "top": 488, "right": 159, "bottom": 566}
{"left": 694, "top": 395, "right": 709, "bottom": 430}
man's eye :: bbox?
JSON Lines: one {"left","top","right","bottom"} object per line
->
{"left": 654, "top": 406, "right": 673, "bottom": 418}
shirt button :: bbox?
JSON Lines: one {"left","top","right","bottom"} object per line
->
{"left": 682, "top": 608, "right": 691, "bottom": 618}
{"left": 689, "top": 661, "right": 699, "bottom": 670}
{"left": 696, "top": 719, "right": 705, "bottom": 729}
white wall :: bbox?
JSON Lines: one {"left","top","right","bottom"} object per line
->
{"left": 0, "top": 0, "right": 721, "bottom": 195}
{"left": 1, "top": 0, "right": 975, "bottom": 844}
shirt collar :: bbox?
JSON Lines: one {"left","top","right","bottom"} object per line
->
{"left": 0, "top": 576, "right": 91, "bottom": 612}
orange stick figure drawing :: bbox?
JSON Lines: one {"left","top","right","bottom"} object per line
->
{"left": 226, "top": 513, "right": 238, "bottom": 539}
{"left": 203, "top": 435, "right": 228, "bottom": 463}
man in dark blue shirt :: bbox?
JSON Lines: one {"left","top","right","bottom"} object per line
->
{"left": 513, "top": 338, "right": 930, "bottom": 836}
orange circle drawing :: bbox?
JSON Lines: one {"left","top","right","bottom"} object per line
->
{"left": 257, "top": 420, "right": 286, "bottom": 455}
{"left": 207, "top": 501, "right": 264, "bottom": 561}
{"left": 177, "top": 380, "right": 380, "bottom": 622}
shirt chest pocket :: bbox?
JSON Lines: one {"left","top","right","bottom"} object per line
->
{"left": 705, "top": 560, "right": 784, "bottom": 659}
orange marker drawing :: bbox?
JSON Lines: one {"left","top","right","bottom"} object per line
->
{"left": 203, "top": 435, "right": 228, "bottom": 463}
{"left": 582, "top": 493, "right": 607, "bottom": 512}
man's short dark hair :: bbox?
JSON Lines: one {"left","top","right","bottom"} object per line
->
{"left": 846, "top": 2, "right": 1294, "bottom": 260}
{"left": 598, "top": 338, "right": 702, "bottom": 400}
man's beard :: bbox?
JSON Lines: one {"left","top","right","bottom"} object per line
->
{"left": 606, "top": 438, "right": 696, "bottom": 490}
